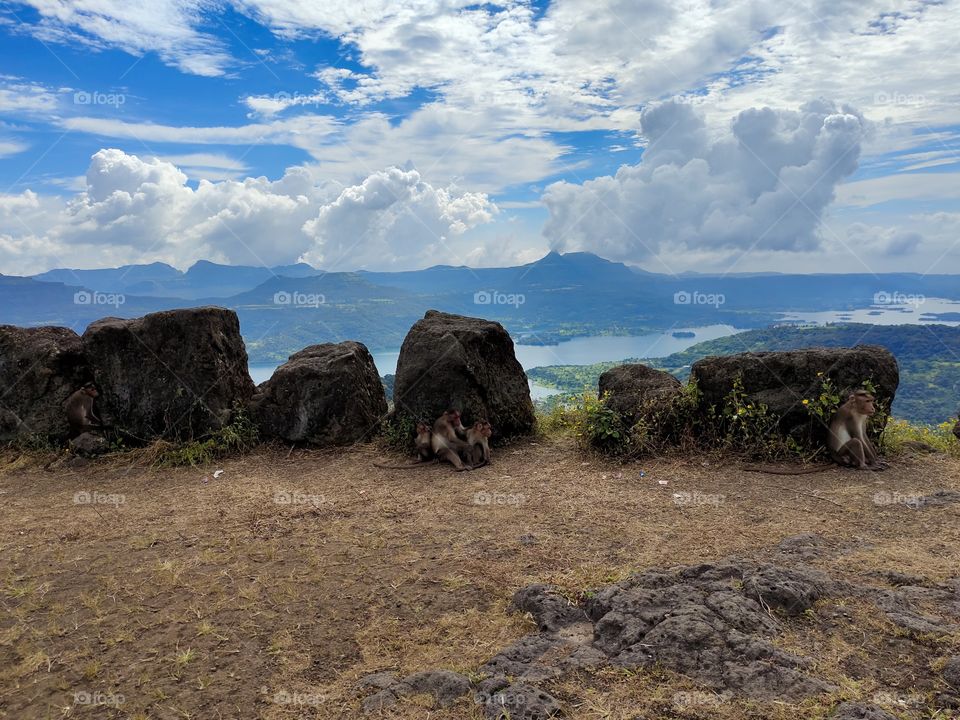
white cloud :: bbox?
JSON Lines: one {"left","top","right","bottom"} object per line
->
{"left": 152, "top": 152, "right": 251, "bottom": 181}
{"left": 0, "top": 76, "right": 59, "bottom": 115}
{"left": 542, "top": 99, "right": 866, "bottom": 264}
{"left": 845, "top": 222, "right": 923, "bottom": 257}
{"left": 301, "top": 167, "right": 496, "bottom": 270}
{"left": 837, "top": 172, "right": 960, "bottom": 208}
{"left": 0, "top": 149, "right": 497, "bottom": 274}
{"left": 10, "top": 0, "right": 232, "bottom": 76}
{"left": 0, "top": 139, "right": 28, "bottom": 157}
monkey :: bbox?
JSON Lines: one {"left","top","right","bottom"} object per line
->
{"left": 431, "top": 408, "right": 475, "bottom": 471}
{"left": 64, "top": 382, "right": 102, "bottom": 437}
{"left": 953, "top": 409, "right": 960, "bottom": 441}
{"left": 375, "top": 422, "right": 436, "bottom": 469}
{"left": 462, "top": 420, "right": 492, "bottom": 468}
{"left": 828, "top": 389, "right": 886, "bottom": 470}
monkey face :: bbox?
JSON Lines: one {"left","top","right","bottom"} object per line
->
{"left": 415, "top": 422, "right": 430, "bottom": 434}
{"left": 84, "top": 386, "right": 99, "bottom": 398}
{"left": 474, "top": 421, "right": 492, "bottom": 437}
{"left": 854, "top": 391, "right": 876, "bottom": 416}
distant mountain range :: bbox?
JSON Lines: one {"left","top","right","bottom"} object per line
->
{"left": 2, "top": 252, "right": 959, "bottom": 363}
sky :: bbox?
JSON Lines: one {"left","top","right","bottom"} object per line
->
{"left": 0, "top": 0, "right": 958, "bottom": 276}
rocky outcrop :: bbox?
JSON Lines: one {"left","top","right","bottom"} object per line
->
{"left": 691, "top": 345, "right": 899, "bottom": 444}
{"left": 0, "top": 325, "right": 89, "bottom": 442}
{"left": 358, "top": 536, "right": 960, "bottom": 715}
{"left": 392, "top": 310, "right": 535, "bottom": 438}
{"left": 82, "top": 307, "right": 254, "bottom": 441}
{"left": 250, "top": 341, "right": 387, "bottom": 445}
{"left": 598, "top": 363, "right": 682, "bottom": 427}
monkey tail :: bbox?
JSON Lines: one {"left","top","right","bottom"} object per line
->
{"left": 739, "top": 463, "right": 833, "bottom": 475}
{"left": 373, "top": 461, "right": 433, "bottom": 469}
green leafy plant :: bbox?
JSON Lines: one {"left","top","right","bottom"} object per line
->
{"left": 382, "top": 414, "right": 417, "bottom": 452}
{"left": 155, "top": 408, "right": 259, "bottom": 467}
{"left": 574, "top": 392, "right": 629, "bottom": 455}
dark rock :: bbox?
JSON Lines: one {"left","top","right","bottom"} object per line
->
{"left": 519, "top": 534, "right": 538, "bottom": 546}
{"left": 690, "top": 345, "right": 898, "bottom": 446}
{"left": 401, "top": 670, "right": 471, "bottom": 707}
{"left": 510, "top": 584, "right": 588, "bottom": 632}
{"left": 358, "top": 671, "right": 399, "bottom": 690}
{"left": 69, "top": 432, "right": 109, "bottom": 457}
{"left": 480, "top": 635, "right": 567, "bottom": 682}
{"left": 597, "top": 363, "right": 682, "bottom": 427}
{"left": 829, "top": 702, "right": 898, "bottom": 720}
{"left": 943, "top": 656, "right": 960, "bottom": 688}
{"left": 483, "top": 683, "right": 563, "bottom": 719}
{"left": 82, "top": 308, "right": 254, "bottom": 441}
{"left": 392, "top": 310, "right": 535, "bottom": 438}
{"left": 742, "top": 564, "right": 833, "bottom": 615}
{"left": 0, "top": 325, "right": 89, "bottom": 442}
{"left": 250, "top": 341, "right": 386, "bottom": 445}
{"left": 361, "top": 689, "right": 398, "bottom": 712}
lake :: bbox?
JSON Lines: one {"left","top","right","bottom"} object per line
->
{"left": 248, "top": 324, "right": 742, "bottom": 395}
{"left": 779, "top": 297, "right": 960, "bottom": 327}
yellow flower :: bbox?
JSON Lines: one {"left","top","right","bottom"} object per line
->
{"left": 802, "top": 399, "right": 810, "bottom": 405}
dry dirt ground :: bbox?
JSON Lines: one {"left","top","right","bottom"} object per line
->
{"left": 1, "top": 435, "right": 958, "bottom": 720}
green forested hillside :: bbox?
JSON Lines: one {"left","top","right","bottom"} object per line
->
{"left": 527, "top": 324, "right": 960, "bottom": 424}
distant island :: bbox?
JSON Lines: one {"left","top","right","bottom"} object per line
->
{"left": 671, "top": 331, "right": 696, "bottom": 338}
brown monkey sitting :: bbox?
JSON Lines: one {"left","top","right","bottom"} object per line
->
{"left": 462, "top": 420, "right": 492, "bottom": 468}
{"left": 431, "top": 409, "right": 474, "bottom": 471}
{"left": 828, "top": 389, "right": 886, "bottom": 470}
{"left": 64, "top": 382, "right": 102, "bottom": 438}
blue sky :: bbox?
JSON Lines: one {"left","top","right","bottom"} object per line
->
{"left": 0, "top": 0, "right": 958, "bottom": 276}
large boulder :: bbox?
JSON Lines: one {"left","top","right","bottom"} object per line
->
{"left": 249, "top": 341, "right": 387, "bottom": 445}
{"left": 598, "top": 363, "right": 682, "bottom": 427}
{"left": 393, "top": 310, "right": 535, "bottom": 438}
{"left": 690, "top": 345, "right": 898, "bottom": 444}
{"left": 82, "top": 307, "right": 254, "bottom": 441}
{"left": 0, "top": 325, "right": 90, "bottom": 442}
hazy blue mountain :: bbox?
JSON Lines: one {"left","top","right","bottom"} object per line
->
{"left": 5, "top": 251, "right": 960, "bottom": 363}
{"left": 32, "top": 262, "right": 181, "bottom": 292}
{"left": 30, "top": 260, "right": 322, "bottom": 299}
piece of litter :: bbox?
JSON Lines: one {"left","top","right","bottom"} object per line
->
{"left": 213, "top": 469, "right": 224, "bottom": 479}
{"left": 658, "top": 480, "right": 669, "bottom": 486}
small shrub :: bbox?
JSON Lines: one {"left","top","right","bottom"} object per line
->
{"left": 382, "top": 414, "right": 417, "bottom": 451}
{"left": 155, "top": 409, "right": 259, "bottom": 467}
{"left": 574, "top": 392, "right": 629, "bottom": 455}
{"left": 881, "top": 418, "right": 960, "bottom": 457}
{"left": 536, "top": 395, "right": 582, "bottom": 435}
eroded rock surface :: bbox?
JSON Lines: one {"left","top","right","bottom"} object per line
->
{"left": 357, "top": 535, "right": 960, "bottom": 715}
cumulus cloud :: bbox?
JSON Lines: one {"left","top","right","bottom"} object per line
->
{"left": 301, "top": 167, "right": 497, "bottom": 270}
{"left": 0, "top": 149, "right": 497, "bottom": 274}
{"left": 542, "top": 99, "right": 866, "bottom": 263}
